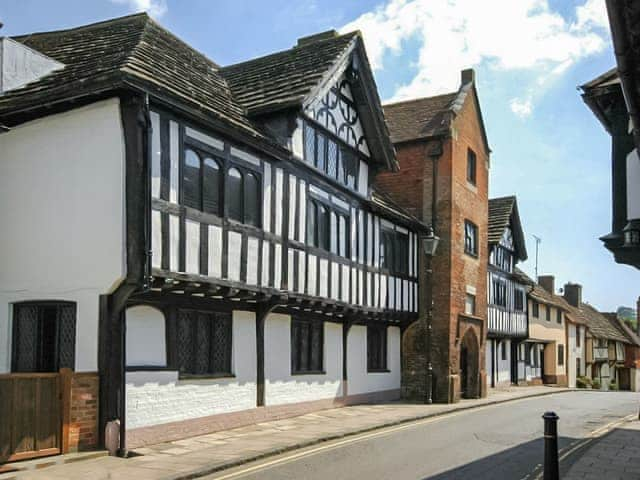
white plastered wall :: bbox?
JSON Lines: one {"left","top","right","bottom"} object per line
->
{"left": 495, "top": 339, "right": 511, "bottom": 385}
{"left": 567, "top": 323, "right": 586, "bottom": 388}
{"left": 126, "top": 310, "right": 257, "bottom": 430}
{"left": 0, "top": 99, "right": 126, "bottom": 372}
{"left": 347, "top": 325, "right": 401, "bottom": 395}
{"left": 264, "top": 314, "right": 343, "bottom": 406}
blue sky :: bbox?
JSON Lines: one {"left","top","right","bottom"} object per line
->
{"left": 0, "top": 0, "right": 637, "bottom": 311}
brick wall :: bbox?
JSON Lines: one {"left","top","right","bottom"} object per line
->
{"left": 376, "top": 85, "right": 489, "bottom": 403}
{"left": 62, "top": 371, "right": 99, "bottom": 452}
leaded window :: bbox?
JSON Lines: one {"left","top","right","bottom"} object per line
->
{"left": 367, "top": 325, "right": 387, "bottom": 372}
{"left": 380, "top": 229, "right": 409, "bottom": 275}
{"left": 464, "top": 220, "right": 478, "bottom": 256}
{"left": 12, "top": 302, "right": 76, "bottom": 373}
{"left": 183, "top": 149, "right": 202, "bottom": 210}
{"left": 183, "top": 148, "right": 223, "bottom": 215}
{"left": 532, "top": 301, "right": 539, "bottom": 317}
{"left": 307, "top": 200, "right": 331, "bottom": 251}
{"left": 291, "top": 318, "right": 323, "bottom": 374}
{"left": 514, "top": 289, "right": 525, "bottom": 311}
{"left": 226, "top": 167, "right": 261, "bottom": 227}
{"left": 492, "top": 279, "right": 507, "bottom": 307}
{"left": 227, "top": 167, "right": 243, "bottom": 222}
{"left": 174, "top": 309, "right": 232, "bottom": 376}
{"left": 381, "top": 229, "right": 395, "bottom": 271}
{"left": 302, "top": 120, "right": 359, "bottom": 190}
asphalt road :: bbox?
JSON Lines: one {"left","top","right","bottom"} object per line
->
{"left": 204, "top": 391, "right": 639, "bottom": 480}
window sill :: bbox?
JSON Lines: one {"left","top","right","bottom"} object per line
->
{"left": 464, "top": 251, "right": 479, "bottom": 259}
{"left": 367, "top": 369, "right": 390, "bottom": 374}
{"left": 291, "top": 370, "right": 326, "bottom": 376}
{"left": 178, "top": 373, "right": 236, "bottom": 381}
{"left": 466, "top": 181, "right": 478, "bottom": 193}
{"left": 126, "top": 366, "right": 172, "bottom": 372}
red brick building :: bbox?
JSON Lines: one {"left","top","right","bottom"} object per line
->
{"left": 375, "top": 70, "right": 490, "bottom": 402}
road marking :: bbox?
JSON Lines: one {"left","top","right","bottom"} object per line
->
{"left": 207, "top": 396, "right": 557, "bottom": 479}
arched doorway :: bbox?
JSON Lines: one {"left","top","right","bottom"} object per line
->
{"left": 460, "top": 328, "right": 480, "bottom": 399}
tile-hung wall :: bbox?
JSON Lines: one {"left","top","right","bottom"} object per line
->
{"left": 148, "top": 110, "right": 419, "bottom": 313}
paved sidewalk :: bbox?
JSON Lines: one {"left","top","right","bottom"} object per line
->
{"left": 564, "top": 418, "right": 640, "bottom": 479}
{"left": 3, "top": 386, "right": 568, "bottom": 480}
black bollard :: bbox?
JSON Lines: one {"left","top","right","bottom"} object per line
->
{"left": 542, "top": 411, "right": 559, "bottom": 480}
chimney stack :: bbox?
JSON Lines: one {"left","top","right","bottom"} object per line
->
{"left": 461, "top": 68, "right": 475, "bottom": 85}
{"left": 538, "top": 275, "right": 555, "bottom": 295}
{"left": 563, "top": 283, "right": 582, "bottom": 308}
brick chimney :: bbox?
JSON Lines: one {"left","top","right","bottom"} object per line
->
{"left": 538, "top": 275, "right": 555, "bottom": 294}
{"left": 461, "top": 68, "right": 475, "bottom": 85}
{"left": 563, "top": 283, "right": 582, "bottom": 308}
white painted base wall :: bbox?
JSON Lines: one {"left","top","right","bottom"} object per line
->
{"left": 264, "top": 314, "right": 343, "bottom": 406}
{"left": 126, "top": 310, "right": 257, "bottom": 429}
{"left": 347, "top": 325, "right": 401, "bottom": 395}
{"left": 486, "top": 339, "right": 511, "bottom": 387}
{"left": 126, "top": 309, "right": 401, "bottom": 430}
{"left": 0, "top": 99, "right": 126, "bottom": 373}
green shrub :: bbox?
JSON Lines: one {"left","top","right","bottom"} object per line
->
{"left": 592, "top": 379, "right": 601, "bottom": 390}
{"left": 576, "top": 376, "right": 592, "bottom": 389}
{"left": 609, "top": 381, "right": 618, "bottom": 391}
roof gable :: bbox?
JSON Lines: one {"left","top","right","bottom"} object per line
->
{"left": 383, "top": 69, "right": 490, "bottom": 154}
{"left": 221, "top": 32, "right": 397, "bottom": 171}
{"left": 488, "top": 196, "right": 527, "bottom": 261}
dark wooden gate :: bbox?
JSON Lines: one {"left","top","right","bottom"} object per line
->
{"left": 0, "top": 373, "right": 61, "bottom": 463}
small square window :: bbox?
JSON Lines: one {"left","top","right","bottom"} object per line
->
{"left": 465, "top": 293, "right": 476, "bottom": 316}
{"left": 467, "top": 149, "right": 477, "bottom": 185}
{"left": 532, "top": 302, "right": 539, "bottom": 318}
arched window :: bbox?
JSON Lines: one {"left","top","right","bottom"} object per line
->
{"left": 126, "top": 305, "right": 166, "bottom": 367}
{"left": 244, "top": 172, "right": 260, "bottom": 227}
{"left": 317, "top": 204, "right": 329, "bottom": 250}
{"left": 203, "top": 157, "right": 221, "bottom": 215}
{"left": 227, "top": 167, "right": 243, "bottom": 222}
{"left": 183, "top": 149, "right": 201, "bottom": 209}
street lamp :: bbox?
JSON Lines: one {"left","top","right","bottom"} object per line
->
{"left": 422, "top": 228, "right": 439, "bottom": 404}
{"left": 623, "top": 219, "right": 640, "bottom": 247}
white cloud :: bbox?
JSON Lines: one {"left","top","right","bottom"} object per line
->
{"left": 341, "top": 0, "right": 610, "bottom": 111}
{"left": 110, "top": 0, "right": 167, "bottom": 18}
{"left": 510, "top": 97, "right": 533, "bottom": 118}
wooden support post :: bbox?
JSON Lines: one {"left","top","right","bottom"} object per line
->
{"left": 342, "top": 321, "right": 352, "bottom": 397}
{"left": 255, "top": 298, "right": 286, "bottom": 407}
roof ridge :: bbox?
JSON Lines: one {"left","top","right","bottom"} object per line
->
{"left": 12, "top": 12, "right": 149, "bottom": 41}
{"left": 383, "top": 91, "right": 457, "bottom": 108}
{"left": 220, "top": 31, "right": 358, "bottom": 71}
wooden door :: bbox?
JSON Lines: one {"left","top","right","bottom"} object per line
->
{"left": 0, "top": 373, "right": 61, "bottom": 463}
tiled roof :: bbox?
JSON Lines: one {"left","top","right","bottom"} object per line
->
{"left": 488, "top": 196, "right": 527, "bottom": 261}
{"left": 609, "top": 315, "right": 640, "bottom": 346}
{"left": 383, "top": 93, "right": 458, "bottom": 144}
{"left": 488, "top": 196, "right": 515, "bottom": 244}
{"left": 220, "top": 32, "right": 358, "bottom": 115}
{"left": 579, "top": 303, "right": 629, "bottom": 343}
{"left": 370, "top": 189, "right": 428, "bottom": 230}
{"left": 0, "top": 13, "right": 270, "bottom": 141}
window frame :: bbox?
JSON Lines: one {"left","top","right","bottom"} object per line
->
{"left": 532, "top": 301, "right": 539, "bottom": 318}
{"left": 367, "top": 325, "right": 388, "bottom": 372}
{"left": 558, "top": 344, "right": 565, "bottom": 366}
{"left": 464, "top": 220, "right": 479, "bottom": 257}
{"left": 302, "top": 119, "right": 361, "bottom": 192}
{"left": 465, "top": 293, "right": 476, "bottom": 316}
{"left": 556, "top": 309, "right": 562, "bottom": 324}
{"left": 11, "top": 301, "right": 77, "bottom": 373}
{"left": 291, "top": 317, "right": 324, "bottom": 375}
{"left": 546, "top": 306, "right": 551, "bottom": 322}
{"left": 182, "top": 146, "right": 224, "bottom": 216}
{"left": 467, "top": 148, "right": 477, "bottom": 186}
{"left": 168, "top": 308, "right": 233, "bottom": 378}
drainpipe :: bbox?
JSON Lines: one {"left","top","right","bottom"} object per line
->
{"left": 425, "top": 140, "right": 442, "bottom": 403}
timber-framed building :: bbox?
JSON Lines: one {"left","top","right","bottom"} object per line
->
{"left": 0, "top": 13, "right": 425, "bottom": 457}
